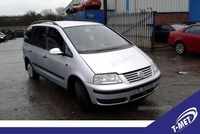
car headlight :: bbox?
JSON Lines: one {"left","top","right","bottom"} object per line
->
{"left": 94, "top": 73, "right": 122, "bottom": 84}
{"left": 152, "top": 61, "right": 158, "bottom": 72}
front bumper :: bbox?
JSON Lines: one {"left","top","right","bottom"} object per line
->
{"left": 84, "top": 70, "right": 161, "bottom": 106}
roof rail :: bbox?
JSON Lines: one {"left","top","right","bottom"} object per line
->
{"left": 31, "top": 20, "right": 58, "bottom": 25}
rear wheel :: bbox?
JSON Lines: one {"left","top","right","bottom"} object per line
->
{"left": 27, "top": 61, "right": 39, "bottom": 79}
{"left": 175, "top": 42, "right": 186, "bottom": 55}
{"left": 75, "top": 79, "right": 92, "bottom": 112}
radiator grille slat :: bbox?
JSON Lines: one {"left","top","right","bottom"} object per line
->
{"left": 123, "top": 66, "right": 152, "bottom": 83}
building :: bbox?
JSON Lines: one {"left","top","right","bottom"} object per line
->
{"left": 189, "top": 0, "right": 200, "bottom": 21}
{"left": 110, "top": 0, "right": 189, "bottom": 24}
{"left": 70, "top": 0, "right": 190, "bottom": 24}
{"left": 64, "top": 0, "right": 199, "bottom": 49}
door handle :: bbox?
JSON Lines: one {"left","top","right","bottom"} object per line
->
{"left": 43, "top": 55, "right": 47, "bottom": 59}
{"left": 29, "top": 50, "right": 32, "bottom": 53}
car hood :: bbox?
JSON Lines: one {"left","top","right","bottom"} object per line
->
{"left": 80, "top": 46, "right": 152, "bottom": 74}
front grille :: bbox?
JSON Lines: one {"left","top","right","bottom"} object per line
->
{"left": 123, "top": 66, "right": 152, "bottom": 83}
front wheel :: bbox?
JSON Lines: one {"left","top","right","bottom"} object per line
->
{"left": 27, "top": 61, "right": 39, "bottom": 79}
{"left": 75, "top": 79, "right": 92, "bottom": 112}
{"left": 175, "top": 42, "right": 186, "bottom": 55}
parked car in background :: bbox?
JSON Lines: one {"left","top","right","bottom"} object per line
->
{"left": 14, "top": 29, "right": 24, "bottom": 37}
{"left": 181, "top": 21, "right": 200, "bottom": 26}
{"left": 66, "top": 5, "right": 78, "bottom": 15}
{"left": 168, "top": 24, "right": 200, "bottom": 55}
{"left": 77, "top": 0, "right": 101, "bottom": 11}
{"left": 0, "top": 32, "right": 6, "bottom": 42}
{"left": 154, "top": 23, "right": 187, "bottom": 43}
{"left": 22, "top": 20, "right": 161, "bottom": 112}
{"left": 0, "top": 29, "right": 7, "bottom": 34}
{"left": 6, "top": 29, "right": 15, "bottom": 39}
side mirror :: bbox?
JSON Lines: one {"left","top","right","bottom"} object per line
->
{"left": 49, "top": 48, "right": 62, "bottom": 55}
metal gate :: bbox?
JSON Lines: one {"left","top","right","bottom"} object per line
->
{"left": 107, "top": 10, "right": 156, "bottom": 50}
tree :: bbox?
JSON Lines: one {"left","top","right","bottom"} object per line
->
{"left": 55, "top": 7, "right": 64, "bottom": 16}
{"left": 0, "top": 7, "right": 64, "bottom": 27}
{"left": 21, "top": 10, "right": 41, "bottom": 25}
{"left": 40, "top": 9, "right": 56, "bottom": 20}
{"left": 41, "top": 9, "right": 55, "bottom": 16}
{"left": 25, "top": 10, "right": 37, "bottom": 17}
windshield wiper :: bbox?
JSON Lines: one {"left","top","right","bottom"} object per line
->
{"left": 79, "top": 44, "right": 132, "bottom": 54}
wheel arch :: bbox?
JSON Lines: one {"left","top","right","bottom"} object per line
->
{"left": 24, "top": 57, "right": 30, "bottom": 70}
{"left": 175, "top": 40, "right": 185, "bottom": 45}
{"left": 67, "top": 75, "right": 86, "bottom": 95}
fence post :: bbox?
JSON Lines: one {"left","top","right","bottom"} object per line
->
{"left": 151, "top": 11, "right": 157, "bottom": 50}
{"left": 103, "top": 0, "right": 107, "bottom": 25}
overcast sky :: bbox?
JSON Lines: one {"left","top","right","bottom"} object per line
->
{"left": 0, "top": 0, "right": 73, "bottom": 16}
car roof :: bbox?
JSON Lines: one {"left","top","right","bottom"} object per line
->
{"left": 182, "top": 21, "right": 200, "bottom": 23}
{"left": 31, "top": 20, "right": 102, "bottom": 28}
{"left": 156, "top": 23, "right": 185, "bottom": 26}
{"left": 187, "top": 24, "right": 200, "bottom": 26}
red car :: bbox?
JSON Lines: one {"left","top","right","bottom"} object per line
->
{"left": 168, "top": 24, "right": 200, "bottom": 55}
{"left": 77, "top": 0, "right": 101, "bottom": 11}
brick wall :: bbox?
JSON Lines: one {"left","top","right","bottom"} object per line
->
{"left": 156, "top": 12, "right": 189, "bottom": 25}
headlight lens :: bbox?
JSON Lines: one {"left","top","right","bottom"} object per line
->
{"left": 152, "top": 61, "right": 158, "bottom": 72}
{"left": 94, "top": 73, "right": 122, "bottom": 84}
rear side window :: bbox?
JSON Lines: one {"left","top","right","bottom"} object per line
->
{"left": 162, "top": 25, "right": 173, "bottom": 31}
{"left": 24, "top": 26, "right": 34, "bottom": 43}
{"left": 31, "top": 26, "right": 46, "bottom": 48}
{"left": 184, "top": 27, "right": 191, "bottom": 33}
{"left": 188, "top": 26, "right": 200, "bottom": 35}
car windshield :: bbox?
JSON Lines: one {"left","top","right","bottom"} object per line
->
{"left": 64, "top": 25, "right": 132, "bottom": 53}
{"left": 171, "top": 24, "right": 186, "bottom": 30}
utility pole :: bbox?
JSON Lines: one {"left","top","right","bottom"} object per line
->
{"left": 103, "top": 0, "right": 107, "bottom": 25}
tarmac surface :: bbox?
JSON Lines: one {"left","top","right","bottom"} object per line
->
{"left": 0, "top": 38, "right": 199, "bottom": 120}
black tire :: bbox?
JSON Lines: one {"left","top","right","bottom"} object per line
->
{"left": 27, "top": 61, "right": 39, "bottom": 79}
{"left": 75, "top": 79, "right": 92, "bottom": 112}
{"left": 175, "top": 42, "right": 186, "bottom": 55}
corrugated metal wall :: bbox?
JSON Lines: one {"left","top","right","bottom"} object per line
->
{"left": 72, "top": 0, "right": 189, "bottom": 13}
{"left": 103, "top": 0, "right": 189, "bottom": 13}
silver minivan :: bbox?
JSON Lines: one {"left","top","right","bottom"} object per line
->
{"left": 22, "top": 20, "right": 161, "bottom": 111}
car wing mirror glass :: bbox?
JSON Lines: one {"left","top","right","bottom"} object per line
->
{"left": 49, "top": 48, "right": 62, "bottom": 55}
